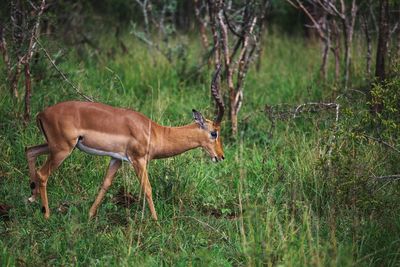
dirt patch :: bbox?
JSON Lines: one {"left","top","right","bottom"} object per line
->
{"left": 112, "top": 187, "right": 140, "bottom": 208}
{"left": 200, "top": 206, "right": 239, "bottom": 220}
{"left": 0, "top": 203, "right": 12, "bottom": 220}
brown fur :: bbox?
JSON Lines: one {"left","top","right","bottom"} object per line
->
{"left": 25, "top": 101, "right": 224, "bottom": 220}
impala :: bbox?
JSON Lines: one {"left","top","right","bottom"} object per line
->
{"left": 26, "top": 67, "right": 225, "bottom": 220}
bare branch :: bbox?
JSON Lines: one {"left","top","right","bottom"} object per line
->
{"left": 0, "top": 26, "right": 12, "bottom": 81}
{"left": 208, "top": 0, "right": 221, "bottom": 68}
{"left": 287, "top": 0, "right": 327, "bottom": 41}
{"left": 223, "top": 10, "right": 244, "bottom": 38}
{"left": 135, "top": 0, "right": 150, "bottom": 34}
{"left": 211, "top": 64, "right": 224, "bottom": 124}
{"left": 235, "top": 17, "right": 257, "bottom": 114}
{"left": 372, "top": 174, "right": 400, "bottom": 180}
{"left": 36, "top": 38, "right": 94, "bottom": 102}
{"left": 194, "top": 0, "right": 209, "bottom": 49}
{"left": 293, "top": 102, "right": 339, "bottom": 119}
{"left": 362, "top": 134, "right": 400, "bottom": 154}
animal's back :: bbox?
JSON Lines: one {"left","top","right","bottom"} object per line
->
{"left": 36, "top": 101, "right": 153, "bottom": 149}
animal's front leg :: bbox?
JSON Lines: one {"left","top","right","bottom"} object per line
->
{"left": 89, "top": 158, "right": 122, "bottom": 219}
{"left": 132, "top": 158, "right": 158, "bottom": 221}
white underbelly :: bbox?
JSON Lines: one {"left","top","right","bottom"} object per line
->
{"left": 76, "top": 140, "right": 129, "bottom": 161}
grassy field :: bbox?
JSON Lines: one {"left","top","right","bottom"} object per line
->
{"left": 1, "top": 33, "right": 400, "bottom": 266}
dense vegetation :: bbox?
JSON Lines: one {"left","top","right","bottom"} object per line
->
{"left": 1, "top": 1, "right": 400, "bottom": 266}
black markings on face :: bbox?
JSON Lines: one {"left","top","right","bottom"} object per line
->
{"left": 41, "top": 206, "right": 46, "bottom": 213}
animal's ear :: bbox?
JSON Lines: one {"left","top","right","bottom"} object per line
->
{"left": 192, "top": 109, "right": 206, "bottom": 129}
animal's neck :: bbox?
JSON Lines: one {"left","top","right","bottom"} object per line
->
{"left": 151, "top": 123, "right": 202, "bottom": 159}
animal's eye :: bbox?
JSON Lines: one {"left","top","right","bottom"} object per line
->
{"left": 210, "top": 131, "right": 218, "bottom": 138}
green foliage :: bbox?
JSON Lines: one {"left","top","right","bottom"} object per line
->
{"left": 368, "top": 76, "right": 400, "bottom": 138}
{"left": 312, "top": 70, "right": 400, "bottom": 266}
{"left": 1, "top": 33, "right": 400, "bottom": 266}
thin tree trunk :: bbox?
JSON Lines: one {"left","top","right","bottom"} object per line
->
{"left": 375, "top": 0, "right": 389, "bottom": 81}
{"left": 0, "top": 26, "right": 12, "bottom": 83}
{"left": 320, "top": 13, "right": 330, "bottom": 81}
{"left": 135, "top": 0, "right": 150, "bottom": 35}
{"left": 23, "top": 63, "right": 31, "bottom": 121}
{"left": 194, "top": 0, "right": 209, "bottom": 50}
{"left": 331, "top": 20, "right": 341, "bottom": 84}
{"left": 397, "top": 26, "right": 400, "bottom": 63}
{"left": 397, "top": 2, "right": 400, "bottom": 63}
{"left": 10, "top": 64, "right": 21, "bottom": 99}
{"left": 361, "top": 15, "right": 372, "bottom": 79}
{"left": 320, "top": 34, "right": 330, "bottom": 80}
{"left": 231, "top": 111, "right": 238, "bottom": 136}
{"left": 341, "top": 0, "right": 357, "bottom": 90}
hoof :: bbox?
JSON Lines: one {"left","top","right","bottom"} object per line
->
{"left": 42, "top": 207, "right": 50, "bottom": 219}
{"left": 88, "top": 213, "right": 96, "bottom": 220}
{"left": 28, "top": 195, "right": 36, "bottom": 203}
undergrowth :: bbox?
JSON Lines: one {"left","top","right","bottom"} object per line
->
{"left": 0, "top": 33, "right": 399, "bottom": 266}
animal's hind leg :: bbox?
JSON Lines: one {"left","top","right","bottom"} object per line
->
{"left": 26, "top": 144, "right": 49, "bottom": 202}
{"left": 37, "top": 147, "right": 73, "bottom": 219}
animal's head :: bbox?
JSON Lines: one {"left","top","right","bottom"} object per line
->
{"left": 192, "top": 109, "right": 224, "bottom": 162}
{"left": 192, "top": 65, "right": 225, "bottom": 162}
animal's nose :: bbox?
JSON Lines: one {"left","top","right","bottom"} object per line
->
{"left": 212, "top": 155, "right": 225, "bottom": 163}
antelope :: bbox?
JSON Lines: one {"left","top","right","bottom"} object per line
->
{"left": 25, "top": 67, "right": 225, "bottom": 220}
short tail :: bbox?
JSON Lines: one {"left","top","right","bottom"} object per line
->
{"left": 36, "top": 113, "right": 49, "bottom": 143}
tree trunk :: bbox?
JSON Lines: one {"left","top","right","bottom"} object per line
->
{"left": 320, "top": 13, "right": 330, "bottom": 81}
{"left": 10, "top": 64, "right": 21, "bottom": 99}
{"left": 375, "top": 0, "right": 389, "bottom": 81}
{"left": 331, "top": 20, "right": 341, "bottom": 84}
{"left": 23, "top": 63, "right": 32, "bottom": 122}
{"left": 361, "top": 15, "right": 372, "bottom": 79}
{"left": 342, "top": 0, "right": 357, "bottom": 90}
{"left": 194, "top": 0, "right": 209, "bottom": 50}
{"left": 0, "top": 26, "right": 12, "bottom": 83}
{"left": 230, "top": 109, "right": 238, "bottom": 136}
{"left": 397, "top": 25, "right": 400, "bottom": 63}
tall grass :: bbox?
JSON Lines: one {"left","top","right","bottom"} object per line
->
{"left": 0, "top": 33, "right": 399, "bottom": 266}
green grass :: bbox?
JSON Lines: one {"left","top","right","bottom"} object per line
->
{"left": 1, "top": 33, "right": 399, "bottom": 266}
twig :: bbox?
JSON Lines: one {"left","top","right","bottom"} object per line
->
{"left": 286, "top": 0, "right": 327, "bottom": 41}
{"left": 135, "top": 0, "right": 150, "bottom": 34}
{"left": 293, "top": 102, "right": 338, "bottom": 119}
{"left": 177, "top": 215, "right": 230, "bottom": 241}
{"left": 35, "top": 38, "right": 94, "bottom": 102}
{"left": 22, "top": 0, "right": 46, "bottom": 65}
{"left": 372, "top": 174, "right": 400, "bottom": 180}
{"left": 362, "top": 134, "right": 400, "bottom": 154}
{"left": 223, "top": 10, "right": 244, "bottom": 38}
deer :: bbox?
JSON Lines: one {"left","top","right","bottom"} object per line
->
{"left": 25, "top": 66, "right": 225, "bottom": 220}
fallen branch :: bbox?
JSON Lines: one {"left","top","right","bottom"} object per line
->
{"left": 293, "top": 102, "right": 339, "bottom": 122}
{"left": 265, "top": 101, "right": 340, "bottom": 164}
{"left": 177, "top": 215, "right": 230, "bottom": 241}
{"left": 265, "top": 102, "right": 339, "bottom": 121}
{"left": 372, "top": 174, "right": 400, "bottom": 180}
